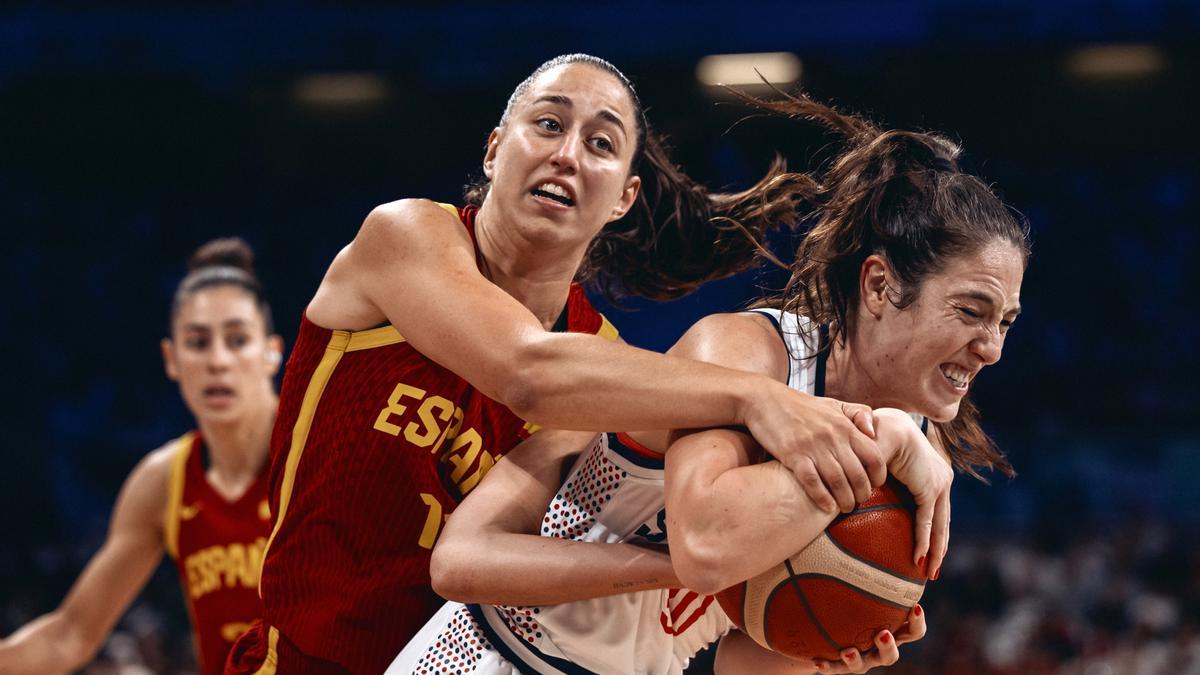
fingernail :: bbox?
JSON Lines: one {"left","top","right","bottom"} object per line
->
{"left": 880, "top": 632, "right": 892, "bottom": 644}
{"left": 932, "top": 567, "right": 940, "bottom": 581}
{"left": 813, "top": 660, "right": 827, "bottom": 671}
{"left": 842, "top": 650, "right": 857, "bottom": 661}
{"left": 917, "top": 555, "right": 926, "bottom": 569}
{"left": 914, "top": 603, "right": 923, "bottom": 617}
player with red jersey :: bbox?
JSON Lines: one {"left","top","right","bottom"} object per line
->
{"left": 0, "top": 239, "right": 283, "bottom": 675}
{"left": 241, "top": 205, "right": 617, "bottom": 673}
{"left": 167, "top": 430, "right": 273, "bottom": 672}
{"left": 229, "top": 54, "right": 905, "bottom": 674}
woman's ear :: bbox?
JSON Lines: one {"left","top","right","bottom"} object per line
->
{"left": 860, "top": 254, "right": 893, "bottom": 319}
{"left": 482, "top": 128, "right": 502, "bottom": 180}
{"left": 608, "top": 175, "right": 641, "bottom": 222}
{"left": 161, "top": 338, "right": 179, "bottom": 381}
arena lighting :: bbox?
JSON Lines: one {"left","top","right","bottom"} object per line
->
{"left": 1065, "top": 44, "right": 1167, "bottom": 78}
{"left": 695, "top": 52, "right": 802, "bottom": 87}
{"left": 292, "top": 73, "right": 391, "bottom": 107}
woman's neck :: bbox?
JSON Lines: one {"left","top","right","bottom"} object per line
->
{"left": 824, "top": 333, "right": 892, "bottom": 409}
{"left": 475, "top": 202, "right": 587, "bottom": 330}
{"left": 830, "top": 326, "right": 902, "bottom": 410}
{"left": 195, "top": 390, "right": 277, "bottom": 501}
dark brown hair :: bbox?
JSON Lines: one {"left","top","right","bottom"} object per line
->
{"left": 170, "top": 237, "right": 274, "bottom": 335}
{"left": 465, "top": 54, "right": 798, "bottom": 301}
{"left": 746, "top": 90, "right": 1029, "bottom": 481}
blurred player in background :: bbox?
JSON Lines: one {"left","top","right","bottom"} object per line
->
{"left": 0, "top": 238, "right": 282, "bottom": 675}
{"left": 393, "top": 91, "right": 1027, "bottom": 675}
{"left": 227, "top": 54, "right": 897, "bottom": 674}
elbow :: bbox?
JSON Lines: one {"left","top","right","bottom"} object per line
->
{"left": 670, "top": 529, "right": 743, "bottom": 595}
{"left": 493, "top": 340, "right": 557, "bottom": 421}
{"left": 429, "top": 540, "right": 479, "bottom": 603}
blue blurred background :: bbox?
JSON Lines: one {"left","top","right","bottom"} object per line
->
{"left": 1, "top": 1, "right": 1198, "bottom": 673}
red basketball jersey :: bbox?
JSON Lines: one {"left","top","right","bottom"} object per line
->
{"left": 257, "top": 204, "right": 618, "bottom": 673}
{"left": 163, "top": 431, "right": 271, "bottom": 675}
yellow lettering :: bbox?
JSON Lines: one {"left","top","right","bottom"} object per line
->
{"left": 373, "top": 383, "right": 427, "bottom": 436}
{"left": 405, "top": 395, "right": 455, "bottom": 448}
{"left": 457, "top": 451, "right": 496, "bottom": 496}
{"left": 203, "top": 548, "right": 223, "bottom": 597}
{"left": 222, "top": 622, "right": 255, "bottom": 642}
{"left": 223, "top": 543, "right": 247, "bottom": 588}
{"left": 186, "top": 555, "right": 203, "bottom": 599}
{"left": 182, "top": 538, "right": 271, "bottom": 600}
{"left": 445, "top": 428, "right": 483, "bottom": 483}
{"left": 429, "top": 407, "right": 464, "bottom": 455}
{"left": 418, "top": 493, "right": 444, "bottom": 550}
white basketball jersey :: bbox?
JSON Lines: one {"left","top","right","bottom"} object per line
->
{"left": 389, "top": 311, "right": 922, "bottom": 675}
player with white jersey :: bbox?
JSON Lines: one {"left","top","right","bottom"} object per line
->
{"left": 393, "top": 89, "right": 1029, "bottom": 674}
{"left": 391, "top": 311, "right": 929, "bottom": 675}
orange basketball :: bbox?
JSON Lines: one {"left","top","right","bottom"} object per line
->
{"left": 715, "top": 478, "right": 928, "bottom": 661}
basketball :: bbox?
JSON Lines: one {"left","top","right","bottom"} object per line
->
{"left": 715, "top": 478, "right": 929, "bottom": 661}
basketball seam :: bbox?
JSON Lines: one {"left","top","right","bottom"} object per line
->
{"left": 788, "top": 572, "right": 917, "bottom": 611}
{"left": 781, "top": 559, "right": 844, "bottom": 655}
{"left": 831, "top": 503, "right": 906, "bottom": 525}
{"left": 823, "top": 529, "right": 929, "bottom": 586}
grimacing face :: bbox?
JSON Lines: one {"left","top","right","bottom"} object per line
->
{"left": 161, "top": 285, "right": 282, "bottom": 426}
{"left": 480, "top": 62, "right": 642, "bottom": 251}
{"left": 858, "top": 239, "right": 1025, "bottom": 422}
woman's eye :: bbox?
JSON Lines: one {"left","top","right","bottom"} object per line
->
{"left": 591, "top": 137, "right": 613, "bottom": 152}
{"left": 186, "top": 338, "right": 208, "bottom": 350}
{"left": 958, "top": 307, "right": 980, "bottom": 319}
{"left": 228, "top": 334, "right": 249, "bottom": 349}
{"left": 537, "top": 118, "right": 562, "bottom": 132}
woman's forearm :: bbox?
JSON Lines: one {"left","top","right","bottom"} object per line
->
{"left": 509, "top": 332, "right": 758, "bottom": 432}
{"left": 0, "top": 611, "right": 95, "bottom": 675}
{"left": 431, "top": 531, "right": 678, "bottom": 606}
{"left": 668, "top": 455, "right": 838, "bottom": 594}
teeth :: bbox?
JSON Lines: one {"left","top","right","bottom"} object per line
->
{"left": 537, "top": 183, "right": 570, "bottom": 199}
{"left": 941, "top": 366, "right": 970, "bottom": 388}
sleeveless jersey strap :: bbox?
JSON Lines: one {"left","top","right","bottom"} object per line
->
{"left": 440, "top": 202, "right": 488, "bottom": 271}
{"left": 162, "top": 431, "right": 196, "bottom": 559}
{"left": 814, "top": 324, "right": 830, "bottom": 397}
{"left": 745, "top": 309, "right": 793, "bottom": 387}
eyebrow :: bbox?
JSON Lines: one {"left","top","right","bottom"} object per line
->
{"left": 953, "top": 291, "right": 1022, "bottom": 316}
{"left": 182, "top": 319, "right": 249, "bottom": 332}
{"left": 531, "top": 94, "right": 628, "bottom": 136}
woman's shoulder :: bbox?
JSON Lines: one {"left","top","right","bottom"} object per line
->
{"left": 132, "top": 433, "right": 192, "bottom": 491}
{"left": 363, "top": 199, "right": 463, "bottom": 235}
{"left": 669, "top": 312, "right": 791, "bottom": 381}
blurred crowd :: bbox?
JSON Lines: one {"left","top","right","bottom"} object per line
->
{"left": 2, "top": 10, "right": 1197, "bottom": 669}
{"left": 4, "top": 518, "right": 1197, "bottom": 674}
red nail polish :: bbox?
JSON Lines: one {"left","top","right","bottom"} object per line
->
{"left": 842, "top": 650, "right": 857, "bottom": 660}
{"left": 932, "top": 567, "right": 940, "bottom": 581}
{"left": 914, "top": 603, "right": 923, "bottom": 616}
{"left": 917, "top": 555, "right": 926, "bottom": 569}
{"left": 880, "top": 632, "right": 892, "bottom": 644}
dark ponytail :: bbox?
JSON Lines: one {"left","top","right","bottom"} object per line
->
{"left": 579, "top": 132, "right": 808, "bottom": 300}
{"left": 465, "top": 53, "right": 804, "bottom": 302}
{"left": 170, "top": 237, "right": 274, "bottom": 335}
{"left": 743, "top": 89, "right": 1029, "bottom": 481}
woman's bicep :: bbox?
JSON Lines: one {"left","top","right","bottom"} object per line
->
{"left": 347, "top": 201, "right": 550, "bottom": 403}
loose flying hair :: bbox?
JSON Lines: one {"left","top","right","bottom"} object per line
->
{"left": 170, "top": 237, "right": 274, "bottom": 335}
{"left": 465, "top": 54, "right": 798, "bottom": 301}
{"left": 745, "top": 89, "right": 1030, "bottom": 481}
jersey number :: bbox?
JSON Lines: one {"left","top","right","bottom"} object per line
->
{"left": 418, "top": 493, "right": 451, "bottom": 550}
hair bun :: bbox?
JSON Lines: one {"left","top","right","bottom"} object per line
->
{"left": 188, "top": 237, "right": 255, "bottom": 274}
